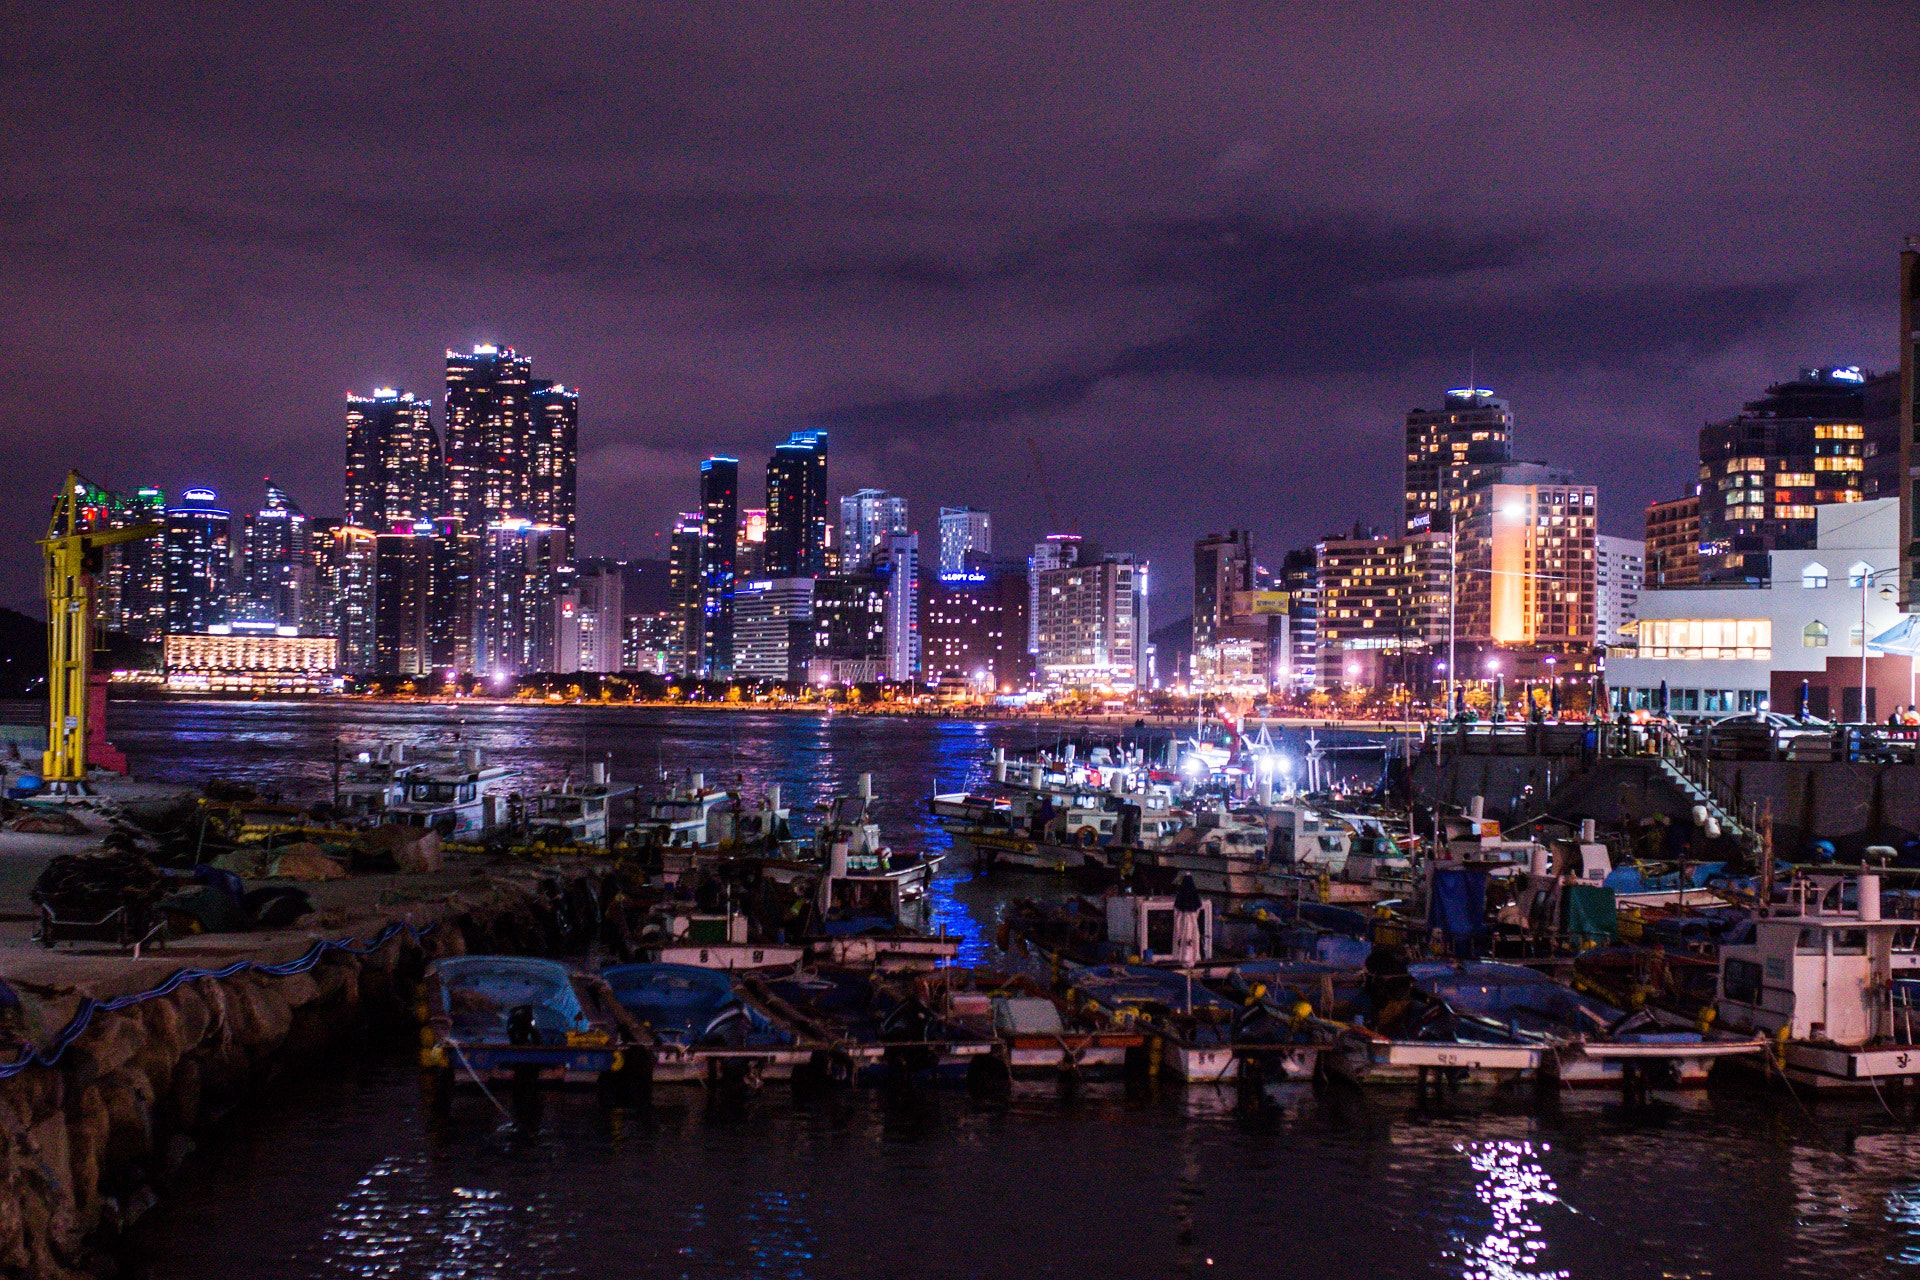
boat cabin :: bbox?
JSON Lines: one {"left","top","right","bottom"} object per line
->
{"left": 1104, "top": 894, "right": 1215, "bottom": 964}
{"left": 383, "top": 755, "right": 510, "bottom": 838}
{"left": 1267, "top": 805, "right": 1352, "bottom": 871}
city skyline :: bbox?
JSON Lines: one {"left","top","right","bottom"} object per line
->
{"left": 5, "top": 3, "right": 1914, "bottom": 622}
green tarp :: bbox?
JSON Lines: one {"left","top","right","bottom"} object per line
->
{"left": 1563, "top": 884, "right": 1617, "bottom": 946}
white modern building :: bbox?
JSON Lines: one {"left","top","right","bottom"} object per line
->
{"left": 880, "top": 532, "right": 920, "bottom": 682}
{"left": 1035, "top": 555, "right": 1148, "bottom": 691}
{"left": 1594, "top": 535, "right": 1645, "bottom": 646}
{"left": 1607, "top": 499, "right": 1902, "bottom": 720}
{"left": 1027, "top": 534, "right": 1082, "bottom": 655}
{"left": 938, "top": 507, "right": 992, "bottom": 575}
{"left": 732, "top": 577, "right": 816, "bottom": 681}
{"left": 838, "top": 489, "right": 909, "bottom": 573}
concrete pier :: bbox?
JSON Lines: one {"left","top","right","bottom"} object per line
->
{"left": 0, "top": 837, "right": 609, "bottom": 1278}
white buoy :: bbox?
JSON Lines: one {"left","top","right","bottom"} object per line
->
{"left": 767, "top": 783, "right": 781, "bottom": 811}
{"left": 1030, "top": 765, "right": 1044, "bottom": 790}
{"left": 1469, "top": 795, "right": 1484, "bottom": 819}
{"left": 1691, "top": 804, "right": 1708, "bottom": 827}
{"left": 1530, "top": 846, "right": 1550, "bottom": 878}
{"left": 858, "top": 772, "right": 873, "bottom": 800}
{"left": 692, "top": 771, "right": 704, "bottom": 792}
{"left": 1580, "top": 819, "right": 1596, "bottom": 843}
{"left": 591, "top": 761, "right": 607, "bottom": 786}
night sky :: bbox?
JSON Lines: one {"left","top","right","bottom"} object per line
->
{"left": 5, "top": 3, "right": 1916, "bottom": 619}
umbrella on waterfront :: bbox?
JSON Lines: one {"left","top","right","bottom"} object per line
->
{"left": 1658, "top": 680, "right": 1669, "bottom": 716}
{"left": 1493, "top": 677, "right": 1506, "bottom": 721}
{"left": 1799, "top": 679, "right": 1812, "bottom": 720}
{"left": 1173, "top": 873, "right": 1203, "bottom": 1012}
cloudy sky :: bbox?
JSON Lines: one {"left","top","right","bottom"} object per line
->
{"left": 4, "top": 1, "right": 1915, "bottom": 619}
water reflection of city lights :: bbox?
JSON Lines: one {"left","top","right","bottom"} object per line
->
{"left": 1886, "top": 1185, "right": 1920, "bottom": 1265}
{"left": 1448, "top": 1140, "right": 1570, "bottom": 1280}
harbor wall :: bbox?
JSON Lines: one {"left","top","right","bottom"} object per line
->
{"left": 0, "top": 863, "right": 606, "bottom": 1279}
{"left": 1409, "top": 756, "right": 1920, "bottom": 859}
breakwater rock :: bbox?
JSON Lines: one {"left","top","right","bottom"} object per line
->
{"left": 0, "top": 859, "right": 609, "bottom": 1278}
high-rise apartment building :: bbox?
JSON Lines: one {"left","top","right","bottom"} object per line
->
{"left": 1313, "top": 531, "right": 1450, "bottom": 688}
{"left": 327, "top": 525, "right": 379, "bottom": 674}
{"left": 736, "top": 508, "right": 768, "bottom": 580}
{"left": 810, "top": 574, "right": 888, "bottom": 684}
{"left": 765, "top": 429, "right": 829, "bottom": 577}
{"left": 922, "top": 571, "right": 1029, "bottom": 691}
{"left": 1192, "top": 530, "right": 1281, "bottom": 690}
{"left": 699, "top": 458, "right": 740, "bottom": 678}
{"left": 478, "top": 522, "right": 568, "bottom": 675}
{"left": 373, "top": 528, "right": 437, "bottom": 677}
{"left": 732, "top": 578, "right": 816, "bottom": 681}
{"left": 1277, "top": 548, "right": 1318, "bottom": 692}
{"left": 1453, "top": 482, "right": 1597, "bottom": 649}
{"left": 839, "top": 489, "right": 908, "bottom": 573}
{"left": 668, "top": 511, "right": 704, "bottom": 675}
{"left": 1404, "top": 388, "right": 1514, "bottom": 533}
{"left": 371, "top": 521, "right": 480, "bottom": 677}
{"left": 1644, "top": 494, "right": 1701, "bottom": 588}
{"left": 1594, "top": 535, "right": 1645, "bottom": 647}
{"left": 1034, "top": 556, "right": 1146, "bottom": 690}
{"left": 443, "top": 345, "right": 534, "bottom": 530}
{"left": 1027, "top": 534, "right": 1082, "bottom": 655}
{"left": 344, "top": 389, "right": 439, "bottom": 532}
{"left": 240, "top": 481, "right": 315, "bottom": 631}
{"left": 878, "top": 532, "right": 920, "bottom": 682}
{"left": 528, "top": 381, "right": 578, "bottom": 545}
{"left": 1697, "top": 366, "right": 1898, "bottom": 583}
{"left": 938, "top": 507, "right": 992, "bottom": 575}
{"left": 553, "top": 560, "right": 624, "bottom": 674}
{"left": 164, "top": 488, "right": 232, "bottom": 634}
{"left": 98, "top": 486, "right": 168, "bottom": 642}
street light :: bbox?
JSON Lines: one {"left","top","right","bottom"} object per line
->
{"left": 1857, "top": 562, "right": 1901, "bottom": 721}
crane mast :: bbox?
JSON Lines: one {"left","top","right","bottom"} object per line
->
{"left": 41, "top": 471, "right": 161, "bottom": 791}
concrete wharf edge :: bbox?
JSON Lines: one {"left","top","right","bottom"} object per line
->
{"left": 0, "top": 854, "right": 610, "bottom": 1279}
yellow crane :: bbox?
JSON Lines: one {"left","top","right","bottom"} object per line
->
{"left": 41, "top": 471, "right": 161, "bottom": 791}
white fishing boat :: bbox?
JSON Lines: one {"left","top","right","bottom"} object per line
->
{"left": 1716, "top": 868, "right": 1920, "bottom": 1089}
{"left": 381, "top": 749, "right": 510, "bottom": 838}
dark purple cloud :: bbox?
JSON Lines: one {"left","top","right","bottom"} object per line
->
{"left": 1, "top": 0, "right": 1915, "bottom": 616}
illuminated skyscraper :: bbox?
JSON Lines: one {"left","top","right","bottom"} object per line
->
{"left": 242, "top": 480, "right": 315, "bottom": 631}
{"left": 344, "top": 389, "right": 439, "bottom": 532}
{"left": 529, "top": 380, "right": 578, "bottom": 545}
{"left": 838, "top": 489, "right": 908, "bottom": 573}
{"left": 443, "top": 346, "right": 534, "bottom": 530}
{"left": 766, "top": 429, "right": 829, "bottom": 576}
{"left": 98, "top": 486, "right": 168, "bottom": 642}
{"left": 164, "top": 488, "right": 232, "bottom": 634}
{"left": 700, "top": 457, "right": 740, "bottom": 677}
{"left": 1403, "top": 388, "right": 1514, "bottom": 533}
{"left": 668, "top": 511, "right": 704, "bottom": 675}
{"left": 938, "top": 507, "right": 991, "bottom": 575}
{"left": 1027, "top": 534, "right": 1081, "bottom": 654}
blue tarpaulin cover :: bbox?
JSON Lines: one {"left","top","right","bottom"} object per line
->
{"left": 1427, "top": 868, "right": 1488, "bottom": 949}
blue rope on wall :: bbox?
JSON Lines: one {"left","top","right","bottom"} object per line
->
{"left": 0, "top": 920, "right": 439, "bottom": 1080}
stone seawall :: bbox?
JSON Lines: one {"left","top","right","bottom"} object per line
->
{"left": 0, "top": 861, "right": 607, "bottom": 1278}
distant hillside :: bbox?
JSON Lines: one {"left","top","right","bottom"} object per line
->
{"left": 0, "top": 608, "right": 160, "bottom": 698}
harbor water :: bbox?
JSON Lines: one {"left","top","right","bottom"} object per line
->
{"left": 74, "top": 701, "right": 1920, "bottom": 1277}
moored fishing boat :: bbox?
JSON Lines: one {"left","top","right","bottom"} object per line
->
{"left": 416, "top": 956, "right": 647, "bottom": 1110}
{"left": 601, "top": 962, "right": 811, "bottom": 1085}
